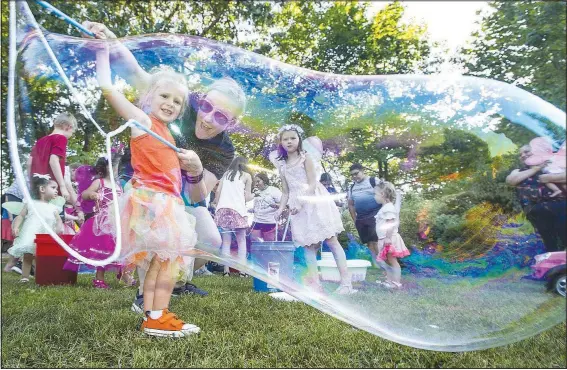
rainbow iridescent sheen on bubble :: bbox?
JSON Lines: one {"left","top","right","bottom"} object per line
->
{"left": 8, "top": 0, "right": 566, "bottom": 352}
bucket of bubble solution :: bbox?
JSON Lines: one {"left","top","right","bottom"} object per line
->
{"left": 251, "top": 241, "right": 296, "bottom": 292}
{"left": 35, "top": 234, "right": 77, "bottom": 286}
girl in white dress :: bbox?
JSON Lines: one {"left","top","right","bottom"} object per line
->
{"left": 274, "top": 124, "right": 355, "bottom": 294}
{"left": 8, "top": 174, "right": 63, "bottom": 283}
{"left": 374, "top": 181, "right": 410, "bottom": 288}
{"left": 212, "top": 156, "right": 255, "bottom": 276}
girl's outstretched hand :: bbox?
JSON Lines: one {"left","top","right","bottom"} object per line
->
{"left": 81, "top": 21, "right": 117, "bottom": 39}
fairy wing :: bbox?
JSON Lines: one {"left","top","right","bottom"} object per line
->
{"left": 303, "top": 136, "right": 324, "bottom": 178}
{"left": 548, "top": 141, "right": 567, "bottom": 169}
{"left": 394, "top": 189, "right": 402, "bottom": 215}
{"left": 1, "top": 202, "right": 24, "bottom": 215}
{"left": 49, "top": 196, "right": 66, "bottom": 213}
{"left": 524, "top": 137, "right": 553, "bottom": 166}
{"left": 268, "top": 149, "right": 280, "bottom": 170}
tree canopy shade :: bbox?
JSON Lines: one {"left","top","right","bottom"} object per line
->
{"left": 1, "top": 0, "right": 436, "bottom": 187}
{"left": 461, "top": 1, "right": 566, "bottom": 111}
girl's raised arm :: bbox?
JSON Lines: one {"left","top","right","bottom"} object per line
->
{"left": 96, "top": 43, "right": 150, "bottom": 134}
{"left": 82, "top": 21, "right": 152, "bottom": 91}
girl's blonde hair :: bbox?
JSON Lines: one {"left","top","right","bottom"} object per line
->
{"left": 375, "top": 181, "right": 397, "bottom": 203}
{"left": 138, "top": 67, "right": 189, "bottom": 118}
{"left": 206, "top": 77, "right": 247, "bottom": 117}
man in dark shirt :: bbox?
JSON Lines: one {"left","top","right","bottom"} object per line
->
{"left": 347, "top": 164, "right": 383, "bottom": 263}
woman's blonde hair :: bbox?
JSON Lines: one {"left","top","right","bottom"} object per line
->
{"left": 375, "top": 181, "right": 397, "bottom": 203}
{"left": 206, "top": 77, "right": 247, "bottom": 117}
{"left": 138, "top": 67, "right": 189, "bottom": 118}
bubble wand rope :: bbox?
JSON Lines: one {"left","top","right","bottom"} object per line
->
{"left": 34, "top": 0, "right": 95, "bottom": 37}
{"left": 127, "top": 119, "right": 181, "bottom": 152}
{"left": 8, "top": 1, "right": 122, "bottom": 267}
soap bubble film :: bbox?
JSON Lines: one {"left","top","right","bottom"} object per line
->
{"left": 8, "top": 1, "right": 566, "bottom": 351}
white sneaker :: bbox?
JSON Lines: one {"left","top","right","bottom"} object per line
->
{"left": 334, "top": 284, "right": 358, "bottom": 295}
{"left": 380, "top": 280, "right": 402, "bottom": 289}
{"left": 194, "top": 266, "right": 214, "bottom": 276}
{"left": 269, "top": 292, "right": 300, "bottom": 302}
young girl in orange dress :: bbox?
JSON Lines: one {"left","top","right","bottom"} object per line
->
{"left": 96, "top": 36, "right": 199, "bottom": 338}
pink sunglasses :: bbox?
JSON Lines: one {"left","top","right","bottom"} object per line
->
{"left": 197, "top": 99, "right": 235, "bottom": 126}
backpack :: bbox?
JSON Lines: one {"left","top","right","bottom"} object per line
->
{"left": 349, "top": 177, "right": 377, "bottom": 197}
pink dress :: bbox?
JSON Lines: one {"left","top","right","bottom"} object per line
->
{"left": 375, "top": 202, "right": 410, "bottom": 261}
{"left": 279, "top": 153, "right": 344, "bottom": 246}
{"left": 63, "top": 179, "right": 122, "bottom": 272}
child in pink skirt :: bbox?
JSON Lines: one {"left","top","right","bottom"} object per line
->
{"left": 374, "top": 181, "right": 410, "bottom": 289}
{"left": 63, "top": 157, "right": 122, "bottom": 288}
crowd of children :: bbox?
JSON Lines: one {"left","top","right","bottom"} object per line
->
{"left": 1, "top": 44, "right": 411, "bottom": 339}
{"left": 1, "top": 112, "right": 412, "bottom": 334}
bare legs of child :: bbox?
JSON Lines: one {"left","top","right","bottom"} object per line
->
{"left": 367, "top": 241, "right": 384, "bottom": 271}
{"left": 303, "top": 236, "right": 356, "bottom": 295}
{"left": 3, "top": 255, "right": 19, "bottom": 273}
{"left": 221, "top": 229, "right": 247, "bottom": 276}
{"left": 20, "top": 253, "right": 34, "bottom": 282}
{"left": 376, "top": 254, "right": 402, "bottom": 288}
{"left": 326, "top": 236, "right": 356, "bottom": 294}
{"left": 220, "top": 230, "right": 232, "bottom": 275}
{"left": 303, "top": 244, "right": 323, "bottom": 293}
{"left": 141, "top": 256, "right": 200, "bottom": 337}
{"left": 93, "top": 267, "right": 109, "bottom": 289}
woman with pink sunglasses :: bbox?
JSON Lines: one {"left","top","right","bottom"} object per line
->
{"left": 81, "top": 21, "right": 247, "bottom": 313}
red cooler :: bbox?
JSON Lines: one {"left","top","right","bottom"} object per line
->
{"left": 34, "top": 234, "right": 77, "bottom": 286}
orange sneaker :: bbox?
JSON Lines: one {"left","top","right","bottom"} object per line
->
{"left": 141, "top": 309, "right": 200, "bottom": 338}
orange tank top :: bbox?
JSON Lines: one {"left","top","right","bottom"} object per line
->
{"left": 130, "top": 116, "right": 181, "bottom": 196}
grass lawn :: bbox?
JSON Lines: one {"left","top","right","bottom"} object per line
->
{"left": 1, "top": 270, "right": 566, "bottom": 368}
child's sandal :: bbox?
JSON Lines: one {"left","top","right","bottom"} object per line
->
{"left": 93, "top": 279, "right": 110, "bottom": 289}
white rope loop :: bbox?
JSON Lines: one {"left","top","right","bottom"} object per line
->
{"left": 6, "top": 1, "right": 123, "bottom": 267}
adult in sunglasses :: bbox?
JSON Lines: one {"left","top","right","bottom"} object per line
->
{"left": 347, "top": 163, "right": 384, "bottom": 264}
{"left": 81, "top": 21, "right": 246, "bottom": 303}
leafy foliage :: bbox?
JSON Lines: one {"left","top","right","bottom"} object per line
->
{"left": 461, "top": 1, "right": 567, "bottom": 110}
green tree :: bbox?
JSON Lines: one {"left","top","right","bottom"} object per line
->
{"left": 1, "top": 0, "right": 275, "bottom": 188}
{"left": 266, "top": 1, "right": 432, "bottom": 75}
{"left": 461, "top": 1, "right": 567, "bottom": 110}
{"left": 368, "top": 2, "right": 430, "bottom": 74}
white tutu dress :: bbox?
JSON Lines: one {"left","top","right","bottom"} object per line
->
{"left": 279, "top": 153, "right": 344, "bottom": 246}
{"left": 7, "top": 200, "right": 60, "bottom": 258}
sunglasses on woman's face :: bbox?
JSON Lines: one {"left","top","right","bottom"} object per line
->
{"left": 198, "top": 99, "right": 233, "bottom": 126}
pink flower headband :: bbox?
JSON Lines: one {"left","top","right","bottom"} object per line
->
{"left": 278, "top": 124, "right": 305, "bottom": 138}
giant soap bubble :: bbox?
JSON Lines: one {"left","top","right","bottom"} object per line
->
{"left": 7, "top": 1, "right": 566, "bottom": 351}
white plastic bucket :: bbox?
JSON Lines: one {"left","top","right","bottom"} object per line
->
{"left": 317, "top": 252, "right": 371, "bottom": 282}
